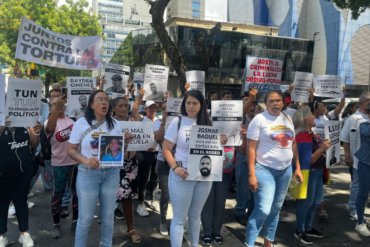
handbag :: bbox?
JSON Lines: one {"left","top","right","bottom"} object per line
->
{"left": 67, "top": 118, "right": 107, "bottom": 189}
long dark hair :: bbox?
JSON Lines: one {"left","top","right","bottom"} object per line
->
{"left": 264, "top": 90, "right": 283, "bottom": 103}
{"left": 181, "top": 90, "right": 212, "bottom": 126}
{"left": 85, "top": 90, "right": 115, "bottom": 131}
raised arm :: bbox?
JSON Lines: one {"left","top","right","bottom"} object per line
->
{"left": 334, "top": 89, "right": 346, "bottom": 117}
{"left": 131, "top": 88, "right": 145, "bottom": 121}
{"left": 46, "top": 96, "right": 67, "bottom": 134}
{"left": 243, "top": 88, "right": 258, "bottom": 116}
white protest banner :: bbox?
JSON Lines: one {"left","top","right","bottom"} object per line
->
{"left": 186, "top": 70, "right": 205, "bottom": 96}
{"left": 324, "top": 121, "right": 341, "bottom": 168}
{"left": 134, "top": 72, "right": 144, "bottom": 96}
{"left": 280, "top": 85, "right": 290, "bottom": 92}
{"left": 291, "top": 72, "right": 313, "bottom": 103}
{"left": 104, "top": 63, "right": 130, "bottom": 94}
{"left": 67, "top": 77, "right": 96, "bottom": 118}
{"left": 313, "top": 75, "right": 343, "bottom": 98}
{"left": 211, "top": 100, "right": 243, "bottom": 146}
{"left": 15, "top": 16, "right": 103, "bottom": 70}
{"left": 6, "top": 78, "right": 42, "bottom": 127}
{"left": 243, "top": 56, "right": 283, "bottom": 93}
{"left": 166, "top": 98, "right": 182, "bottom": 130}
{"left": 187, "top": 125, "right": 224, "bottom": 181}
{"left": 143, "top": 64, "right": 169, "bottom": 102}
{"left": 312, "top": 126, "right": 325, "bottom": 141}
{"left": 98, "top": 135, "right": 124, "bottom": 167}
{"left": 0, "top": 74, "right": 6, "bottom": 126}
{"left": 119, "top": 121, "right": 155, "bottom": 151}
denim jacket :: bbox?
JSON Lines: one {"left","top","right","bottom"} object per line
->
{"left": 354, "top": 121, "right": 370, "bottom": 165}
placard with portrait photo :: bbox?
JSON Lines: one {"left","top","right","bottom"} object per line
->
{"left": 98, "top": 135, "right": 124, "bottom": 167}
{"left": 143, "top": 64, "right": 169, "bottom": 102}
{"left": 67, "top": 77, "right": 96, "bottom": 119}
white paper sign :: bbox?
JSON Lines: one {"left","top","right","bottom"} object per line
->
{"left": 0, "top": 74, "right": 6, "bottom": 126}
{"left": 280, "top": 85, "right": 290, "bottom": 92}
{"left": 6, "top": 78, "right": 42, "bottom": 127}
{"left": 186, "top": 70, "right": 205, "bottom": 96}
{"left": 143, "top": 64, "right": 169, "bottom": 102}
{"left": 119, "top": 121, "right": 155, "bottom": 151}
{"left": 291, "top": 72, "right": 313, "bottom": 103}
{"left": 67, "top": 77, "right": 96, "bottom": 118}
{"left": 134, "top": 72, "right": 144, "bottom": 96}
{"left": 211, "top": 100, "right": 243, "bottom": 146}
{"left": 104, "top": 63, "right": 130, "bottom": 94}
{"left": 312, "top": 127, "right": 325, "bottom": 140}
{"left": 187, "top": 125, "right": 224, "bottom": 181}
{"left": 324, "top": 120, "right": 342, "bottom": 168}
{"left": 15, "top": 16, "right": 103, "bottom": 70}
{"left": 98, "top": 135, "right": 124, "bottom": 167}
{"left": 313, "top": 75, "right": 343, "bottom": 98}
{"left": 166, "top": 98, "right": 182, "bottom": 130}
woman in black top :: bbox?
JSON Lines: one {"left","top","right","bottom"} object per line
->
{"left": 0, "top": 116, "right": 42, "bottom": 247}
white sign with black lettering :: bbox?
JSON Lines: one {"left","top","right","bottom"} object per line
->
{"left": 67, "top": 77, "right": 96, "bottom": 118}
{"left": 186, "top": 70, "right": 205, "bottom": 96}
{"left": 6, "top": 78, "right": 42, "bottom": 127}
{"left": 143, "top": 64, "right": 169, "bottom": 102}
{"left": 166, "top": 98, "right": 182, "bottom": 130}
{"left": 211, "top": 100, "right": 243, "bottom": 146}
{"left": 324, "top": 120, "right": 341, "bottom": 168}
{"left": 187, "top": 126, "right": 224, "bottom": 181}
{"left": 312, "top": 127, "right": 325, "bottom": 141}
{"left": 313, "top": 75, "right": 343, "bottom": 98}
{"left": 104, "top": 63, "right": 130, "bottom": 94}
{"left": 0, "top": 74, "right": 6, "bottom": 126}
{"left": 98, "top": 135, "right": 124, "bottom": 167}
{"left": 291, "top": 72, "right": 313, "bottom": 103}
{"left": 119, "top": 121, "right": 155, "bottom": 151}
{"left": 134, "top": 72, "right": 144, "bottom": 96}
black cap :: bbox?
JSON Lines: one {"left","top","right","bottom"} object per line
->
{"left": 111, "top": 74, "right": 122, "bottom": 81}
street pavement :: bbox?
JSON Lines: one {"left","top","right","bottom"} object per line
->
{"left": 5, "top": 160, "right": 370, "bottom": 246}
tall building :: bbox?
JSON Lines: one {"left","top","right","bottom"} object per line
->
{"left": 166, "top": 0, "right": 205, "bottom": 19}
{"left": 228, "top": 0, "right": 370, "bottom": 94}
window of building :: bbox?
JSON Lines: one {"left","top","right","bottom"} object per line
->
{"left": 192, "top": 11, "right": 200, "bottom": 18}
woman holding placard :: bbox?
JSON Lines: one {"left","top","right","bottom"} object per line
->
{"left": 162, "top": 90, "right": 228, "bottom": 247}
{"left": 67, "top": 90, "right": 129, "bottom": 247}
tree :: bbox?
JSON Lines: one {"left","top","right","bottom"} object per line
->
{"left": 326, "top": 0, "right": 370, "bottom": 20}
{"left": 0, "top": 0, "right": 102, "bottom": 96}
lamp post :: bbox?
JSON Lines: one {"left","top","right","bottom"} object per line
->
{"left": 313, "top": 32, "right": 320, "bottom": 40}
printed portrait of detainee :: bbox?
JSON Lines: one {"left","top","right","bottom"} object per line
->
{"left": 101, "top": 137, "right": 123, "bottom": 162}
{"left": 195, "top": 155, "right": 220, "bottom": 181}
{"left": 70, "top": 95, "right": 87, "bottom": 118}
{"left": 105, "top": 74, "right": 126, "bottom": 94}
{"left": 145, "top": 83, "right": 165, "bottom": 102}
{"left": 276, "top": 133, "right": 291, "bottom": 148}
{"left": 136, "top": 82, "right": 142, "bottom": 91}
{"left": 330, "top": 146, "right": 337, "bottom": 166}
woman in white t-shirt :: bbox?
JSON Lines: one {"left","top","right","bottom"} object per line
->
{"left": 246, "top": 90, "right": 303, "bottom": 247}
{"left": 162, "top": 90, "right": 228, "bottom": 247}
{"left": 68, "top": 90, "right": 129, "bottom": 247}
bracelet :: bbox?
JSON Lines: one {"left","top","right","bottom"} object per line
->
{"left": 33, "top": 131, "right": 40, "bottom": 136}
{"left": 173, "top": 166, "right": 179, "bottom": 172}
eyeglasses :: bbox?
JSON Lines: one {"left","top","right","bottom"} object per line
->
{"left": 50, "top": 103, "right": 57, "bottom": 107}
{"left": 94, "top": 98, "right": 109, "bottom": 103}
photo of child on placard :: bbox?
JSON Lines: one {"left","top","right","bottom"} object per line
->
{"left": 98, "top": 135, "right": 124, "bottom": 166}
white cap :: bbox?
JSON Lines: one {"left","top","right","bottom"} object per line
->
{"left": 145, "top": 100, "right": 157, "bottom": 108}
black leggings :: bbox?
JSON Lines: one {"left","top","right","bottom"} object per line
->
{"left": 157, "top": 159, "right": 170, "bottom": 224}
{"left": 0, "top": 171, "right": 33, "bottom": 234}
{"left": 136, "top": 151, "right": 158, "bottom": 202}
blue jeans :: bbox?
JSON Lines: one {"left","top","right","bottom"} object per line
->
{"left": 75, "top": 165, "right": 119, "bottom": 247}
{"left": 235, "top": 153, "right": 254, "bottom": 218}
{"left": 245, "top": 163, "right": 292, "bottom": 247}
{"left": 349, "top": 168, "right": 359, "bottom": 215}
{"left": 296, "top": 169, "right": 323, "bottom": 231}
{"left": 169, "top": 169, "right": 212, "bottom": 247}
{"left": 356, "top": 161, "right": 370, "bottom": 224}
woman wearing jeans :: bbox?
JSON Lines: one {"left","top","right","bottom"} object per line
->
{"left": 246, "top": 90, "right": 303, "bottom": 247}
{"left": 162, "top": 90, "right": 227, "bottom": 247}
{"left": 68, "top": 90, "right": 128, "bottom": 247}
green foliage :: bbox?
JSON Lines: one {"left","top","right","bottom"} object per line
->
{"left": 0, "top": 0, "right": 102, "bottom": 84}
{"left": 325, "top": 0, "right": 370, "bottom": 20}
{"left": 110, "top": 32, "right": 134, "bottom": 67}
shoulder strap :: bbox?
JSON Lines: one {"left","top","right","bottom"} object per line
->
{"left": 177, "top": 116, "right": 182, "bottom": 132}
{"left": 281, "top": 112, "right": 292, "bottom": 124}
{"left": 78, "top": 118, "right": 107, "bottom": 152}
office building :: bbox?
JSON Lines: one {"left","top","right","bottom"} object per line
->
{"left": 166, "top": 0, "right": 205, "bottom": 19}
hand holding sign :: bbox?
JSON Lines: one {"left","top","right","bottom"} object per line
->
{"left": 220, "top": 134, "right": 228, "bottom": 145}
{"left": 288, "top": 83, "right": 295, "bottom": 94}
{"left": 249, "top": 88, "right": 258, "bottom": 101}
{"left": 175, "top": 166, "right": 189, "bottom": 180}
{"left": 165, "top": 91, "right": 169, "bottom": 100}
{"left": 124, "top": 131, "right": 134, "bottom": 144}
{"left": 184, "top": 82, "right": 190, "bottom": 92}
{"left": 139, "top": 88, "right": 145, "bottom": 98}
{"left": 13, "top": 61, "right": 23, "bottom": 79}
{"left": 240, "top": 124, "right": 247, "bottom": 136}
{"left": 84, "top": 157, "right": 100, "bottom": 169}
{"left": 320, "top": 138, "right": 331, "bottom": 152}
{"left": 32, "top": 121, "right": 42, "bottom": 135}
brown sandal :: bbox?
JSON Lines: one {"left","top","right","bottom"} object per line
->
{"left": 128, "top": 230, "right": 141, "bottom": 244}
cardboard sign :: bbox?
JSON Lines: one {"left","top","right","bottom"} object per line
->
{"left": 143, "top": 64, "right": 169, "bottom": 102}
{"left": 166, "top": 98, "right": 182, "bottom": 130}
{"left": 313, "top": 75, "right": 343, "bottom": 98}
{"left": 211, "top": 100, "right": 243, "bottom": 146}
{"left": 6, "top": 78, "right": 42, "bottom": 127}
{"left": 243, "top": 56, "right": 283, "bottom": 93}
{"left": 119, "top": 121, "right": 155, "bottom": 151}
{"left": 134, "top": 72, "right": 144, "bottom": 96}
{"left": 291, "top": 72, "right": 313, "bottom": 103}
{"left": 186, "top": 70, "right": 205, "bottom": 96}
{"left": 187, "top": 125, "right": 224, "bottom": 181}
{"left": 67, "top": 77, "right": 96, "bottom": 118}
{"left": 98, "top": 135, "right": 124, "bottom": 167}
{"left": 324, "top": 121, "right": 342, "bottom": 168}
{"left": 104, "top": 63, "right": 130, "bottom": 94}
{"left": 0, "top": 74, "right": 6, "bottom": 126}
{"left": 15, "top": 16, "right": 102, "bottom": 70}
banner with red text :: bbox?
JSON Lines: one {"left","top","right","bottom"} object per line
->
{"left": 243, "top": 56, "right": 283, "bottom": 93}
{"left": 15, "top": 16, "right": 103, "bottom": 70}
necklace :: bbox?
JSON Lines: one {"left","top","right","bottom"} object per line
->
{"left": 8, "top": 127, "right": 17, "bottom": 134}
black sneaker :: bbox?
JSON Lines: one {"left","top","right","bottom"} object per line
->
{"left": 51, "top": 224, "right": 62, "bottom": 239}
{"left": 71, "top": 220, "right": 77, "bottom": 232}
{"left": 61, "top": 207, "right": 69, "bottom": 218}
{"left": 114, "top": 208, "right": 124, "bottom": 220}
{"left": 213, "top": 233, "right": 223, "bottom": 244}
{"left": 203, "top": 235, "right": 212, "bottom": 245}
{"left": 305, "top": 228, "right": 323, "bottom": 238}
{"left": 294, "top": 229, "right": 313, "bottom": 245}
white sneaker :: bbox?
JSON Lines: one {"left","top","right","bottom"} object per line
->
{"left": 18, "top": 233, "right": 34, "bottom": 247}
{"left": 150, "top": 201, "right": 160, "bottom": 212}
{"left": 350, "top": 213, "right": 366, "bottom": 221}
{"left": 27, "top": 192, "right": 34, "bottom": 198}
{"left": 27, "top": 201, "right": 35, "bottom": 209}
{"left": 355, "top": 223, "right": 370, "bottom": 237}
{"left": 137, "top": 204, "right": 149, "bottom": 217}
{"left": 8, "top": 205, "right": 15, "bottom": 216}
{"left": 0, "top": 236, "right": 9, "bottom": 247}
